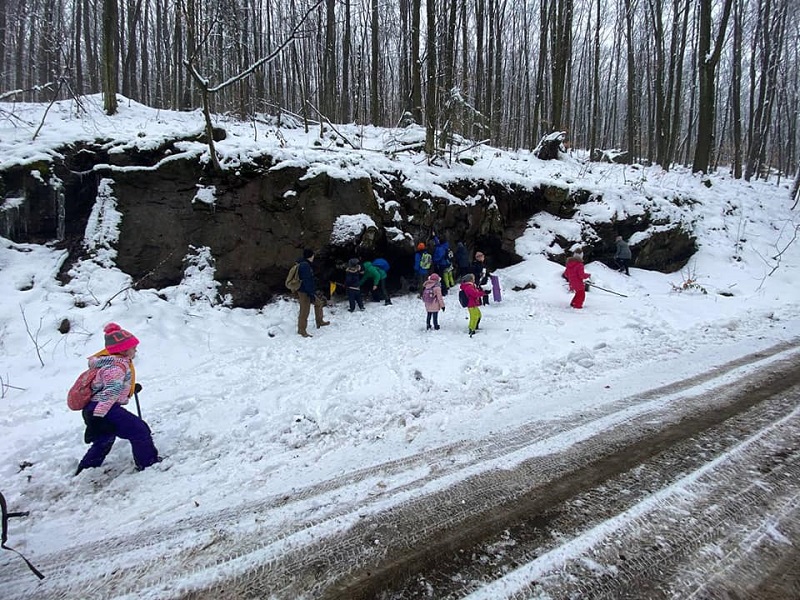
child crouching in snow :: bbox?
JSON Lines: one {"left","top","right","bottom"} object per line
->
{"left": 422, "top": 273, "right": 445, "bottom": 330}
{"left": 459, "top": 274, "right": 484, "bottom": 337}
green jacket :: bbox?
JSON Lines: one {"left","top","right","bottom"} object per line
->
{"left": 359, "top": 261, "right": 385, "bottom": 286}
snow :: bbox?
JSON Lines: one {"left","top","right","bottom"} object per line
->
{"left": 1, "top": 95, "right": 800, "bottom": 596}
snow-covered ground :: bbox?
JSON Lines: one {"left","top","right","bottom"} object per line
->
{"left": 1, "top": 96, "right": 799, "bottom": 595}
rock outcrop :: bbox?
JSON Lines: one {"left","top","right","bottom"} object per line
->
{"left": 1, "top": 141, "right": 696, "bottom": 308}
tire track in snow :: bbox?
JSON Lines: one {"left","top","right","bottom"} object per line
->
{"left": 2, "top": 340, "right": 799, "bottom": 599}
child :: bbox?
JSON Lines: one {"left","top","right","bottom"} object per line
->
{"left": 459, "top": 274, "right": 484, "bottom": 336}
{"left": 564, "top": 254, "right": 591, "bottom": 309}
{"left": 614, "top": 236, "right": 631, "bottom": 275}
{"left": 75, "top": 323, "right": 161, "bottom": 474}
{"left": 422, "top": 273, "right": 445, "bottom": 330}
{"left": 345, "top": 258, "right": 365, "bottom": 311}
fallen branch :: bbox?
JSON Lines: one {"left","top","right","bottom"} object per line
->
{"left": 102, "top": 249, "right": 177, "bottom": 309}
{"left": 305, "top": 102, "right": 359, "bottom": 150}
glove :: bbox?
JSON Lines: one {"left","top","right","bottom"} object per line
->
{"left": 441, "top": 306, "right": 445, "bottom": 312}
{"left": 134, "top": 383, "right": 142, "bottom": 394}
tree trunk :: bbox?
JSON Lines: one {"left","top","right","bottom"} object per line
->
{"left": 425, "top": 0, "right": 436, "bottom": 155}
{"left": 102, "top": 0, "right": 119, "bottom": 115}
{"left": 731, "top": 0, "right": 743, "bottom": 178}
{"left": 549, "top": 0, "right": 572, "bottom": 132}
{"left": 370, "top": 0, "right": 379, "bottom": 124}
{"left": 342, "top": 0, "right": 351, "bottom": 123}
{"left": 692, "top": 0, "right": 733, "bottom": 174}
{"left": 623, "top": 0, "right": 637, "bottom": 161}
{"left": 72, "top": 0, "right": 83, "bottom": 94}
{"left": 411, "top": 0, "right": 422, "bottom": 123}
{"left": 532, "top": 0, "right": 549, "bottom": 141}
{"left": 589, "top": 0, "right": 601, "bottom": 158}
{"left": 323, "top": 0, "right": 336, "bottom": 118}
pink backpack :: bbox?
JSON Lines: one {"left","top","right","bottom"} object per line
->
{"left": 67, "top": 368, "right": 98, "bottom": 411}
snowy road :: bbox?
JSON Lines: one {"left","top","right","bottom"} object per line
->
{"left": 5, "top": 341, "right": 799, "bottom": 599}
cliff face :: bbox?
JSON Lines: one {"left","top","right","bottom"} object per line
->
{"left": 1, "top": 142, "right": 695, "bottom": 308}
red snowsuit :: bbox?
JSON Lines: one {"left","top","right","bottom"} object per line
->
{"left": 564, "top": 257, "right": 590, "bottom": 308}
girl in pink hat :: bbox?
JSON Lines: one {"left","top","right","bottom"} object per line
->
{"left": 75, "top": 323, "right": 161, "bottom": 474}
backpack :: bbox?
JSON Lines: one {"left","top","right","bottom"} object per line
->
{"left": 373, "top": 258, "right": 390, "bottom": 272}
{"left": 422, "top": 286, "right": 436, "bottom": 303}
{"left": 419, "top": 252, "right": 432, "bottom": 270}
{"left": 458, "top": 289, "right": 469, "bottom": 308}
{"left": 67, "top": 367, "right": 98, "bottom": 411}
{"left": 285, "top": 263, "right": 301, "bottom": 292}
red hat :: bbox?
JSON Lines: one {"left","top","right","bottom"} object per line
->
{"left": 417, "top": 242, "right": 426, "bottom": 251}
{"left": 104, "top": 323, "right": 139, "bottom": 354}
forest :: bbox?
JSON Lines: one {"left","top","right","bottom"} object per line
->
{"left": 1, "top": 0, "right": 798, "bottom": 183}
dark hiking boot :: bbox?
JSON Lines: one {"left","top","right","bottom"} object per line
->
{"left": 299, "top": 331, "right": 313, "bottom": 337}
{"left": 74, "top": 464, "right": 85, "bottom": 476}
{"left": 317, "top": 321, "right": 331, "bottom": 328}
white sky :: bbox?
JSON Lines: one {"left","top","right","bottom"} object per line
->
{"left": 1, "top": 95, "right": 799, "bottom": 598}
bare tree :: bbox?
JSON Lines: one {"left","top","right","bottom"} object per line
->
{"left": 550, "top": 0, "right": 572, "bottom": 132}
{"left": 744, "top": 0, "right": 790, "bottom": 181}
{"left": 102, "top": 0, "right": 119, "bottom": 115}
{"left": 692, "top": 0, "right": 733, "bottom": 174}
{"left": 370, "top": 0, "right": 379, "bottom": 124}
{"left": 425, "top": 0, "right": 436, "bottom": 155}
{"left": 184, "top": 0, "right": 324, "bottom": 171}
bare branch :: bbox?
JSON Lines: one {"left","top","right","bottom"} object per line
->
{"left": 305, "top": 102, "right": 359, "bottom": 149}
{"left": 32, "top": 75, "right": 68, "bottom": 141}
{"left": 207, "top": 0, "right": 325, "bottom": 94}
{"left": 19, "top": 306, "right": 45, "bottom": 367}
{"left": 102, "top": 249, "right": 177, "bottom": 309}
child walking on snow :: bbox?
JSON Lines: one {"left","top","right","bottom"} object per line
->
{"left": 564, "top": 254, "right": 591, "bottom": 309}
{"left": 422, "top": 273, "right": 445, "bottom": 330}
{"left": 459, "top": 274, "right": 484, "bottom": 336}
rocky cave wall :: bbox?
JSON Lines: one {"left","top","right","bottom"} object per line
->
{"left": 0, "top": 142, "right": 697, "bottom": 308}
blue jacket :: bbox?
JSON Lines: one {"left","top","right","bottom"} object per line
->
{"left": 432, "top": 239, "right": 450, "bottom": 268}
{"left": 414, "top": 251, "right": 432, "bottom": 275}
{"left": 297, "top": 259, "right": 316, "bottom": 296}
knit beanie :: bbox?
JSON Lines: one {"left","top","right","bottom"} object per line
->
{"left": 104, "top": 323, "right": 139, "bottom": 354}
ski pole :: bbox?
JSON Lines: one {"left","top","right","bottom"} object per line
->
{"left": 588, "top": 283, "right": 628, "bottom": 297}
{"left": 133, "top": 383, "right": 142, "bottom": 418}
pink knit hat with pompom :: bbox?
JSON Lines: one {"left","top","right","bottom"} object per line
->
{"left": 104, "top": 323, "right": 139, "bottom": 354}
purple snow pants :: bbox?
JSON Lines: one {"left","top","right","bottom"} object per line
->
{"left": 79, "top": 403, "right": 160, "bottom": 471}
